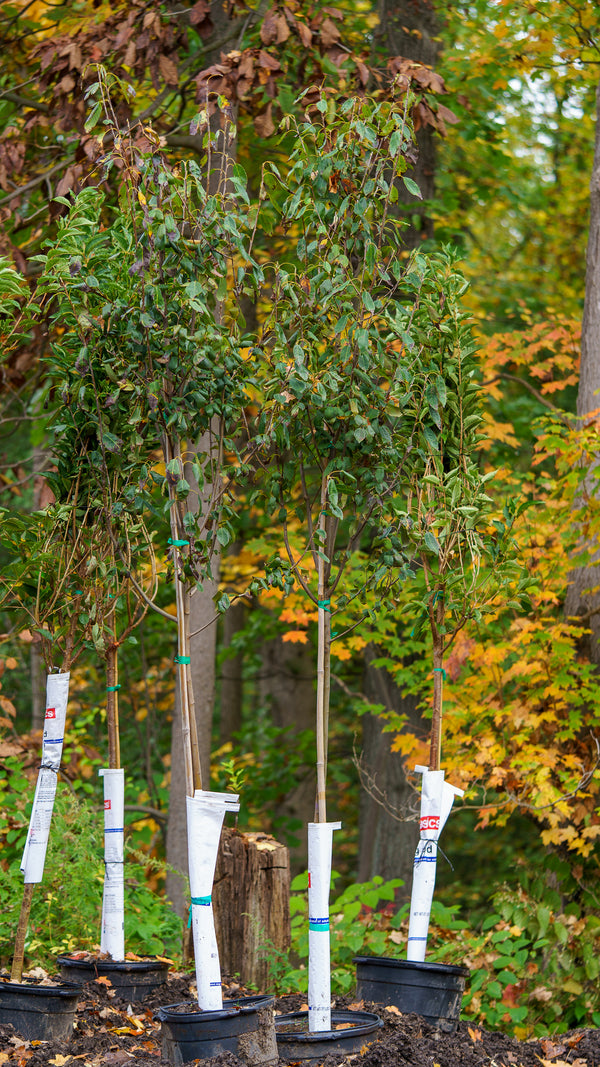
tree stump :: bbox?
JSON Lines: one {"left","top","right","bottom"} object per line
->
{"left": 213, "top": 828, "right": 291, "bottom": 991}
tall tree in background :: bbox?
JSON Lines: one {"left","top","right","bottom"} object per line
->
{"left": 565, "top": 79, "right": 600, "bottom": 657}
{"left": 358, "top": 0, "right": 445, "bottom": 888}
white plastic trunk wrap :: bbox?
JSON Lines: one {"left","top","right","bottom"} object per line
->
{"left": 20, "top": 673, "right": 70, "bottom": 883}
{"left": 99, "top": 768, "right": 125, "bottom": 960}
{"left": 187, "top": 790, "right": 240, "bottom": 1010}
{"left": 407, "top": 766, "right": 463, "bottom": 962}
{"left": 307, "top": 820, "right": 341, "bottom": 1032}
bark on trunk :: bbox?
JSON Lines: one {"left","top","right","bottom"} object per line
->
{"left": 219, "top": 598, "right": 245, "bottom": 744}
{"left": 165, "top": 569, "right": 219, "bottom": 920}
{"left": 564, "top": 81, "right": 600, "bottom": 661}
{"left": 358, "top": 0, "right": 441, "bottom": 889}
{"left": 373, "top": 0, "right": 441, "bottom": 244}
{"left": 358, "top": 647, "right": 421, "bottom": 899}
{"left": 259, "top": 636, "right": 316, "bottom": 874}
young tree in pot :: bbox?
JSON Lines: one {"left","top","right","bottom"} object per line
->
{"left": 0, "top": 493, "right": 108, "bottom": 1038}
{"left": 252, "top": 86, "right": 431, "bottom": 1035}
{"left": 356, "top": 252, "right": 528, "bottom": 1030}
{"left": 29, "top": 68, "right": 263, "bottom": 1013}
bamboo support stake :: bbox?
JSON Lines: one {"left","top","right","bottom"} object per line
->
{"left": 184, "top": 586, "right": 203, "bottom": 791}
{"left": 106, "top": 639, "right": 120, "bottom": 770}
{"left": 429, "top": 661, "right": 443, "bottom": 772}
{"left": 315, "top": 480, "right": 328, "bottom": 824}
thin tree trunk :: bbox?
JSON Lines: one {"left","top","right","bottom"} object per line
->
{"left": 564, "top": 80, "right": 600, "bottom": 661}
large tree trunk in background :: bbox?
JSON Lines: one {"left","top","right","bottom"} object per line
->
{"left": 358, "top": 0, "right": 441, "bottom": 886}
{"left": 358, "top": 648, "right": 421, "bottom": 896}
{"left": 259, "top": 636, "right": 316, "bottom": 874}
{"left": 165, "top": 433, "right": 221, "bottom": 920}
{"left": 219, "top": 598, "right": 245, "bottom": 744}
{"left": 30, "top": 446, "right": 51, "bottom": 731}
{"left": 165, "top": 575, "right": 219, "bottom": 920}
{"left": 373, "top": 0, "right": 441, "bottom": 244}
{"left": 564, "top": 81, "right": 600, "bottom": 661}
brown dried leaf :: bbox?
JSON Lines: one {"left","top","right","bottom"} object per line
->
{"left": 0, "top": 695, "right": 16, "bottom": 717}
{"left": 158, "top": 54, "right": 178, "bottom": 85}
{"left": 260, "top": 10, "right": 279, "bottom": 45}
{"left": 190, "top": 0, "right": 210, "bottom": 25}
{"left": 68, "top": 41, "right": 82, "bottom": 70}
{"left": 437, "top": 102, "right": 459, "bottom": 125}
{"left": 55, "top": 167, "right": 76, "bottom": 197}
{"left": 275, "top": 15, "right": 290, "bottom": 42}
{"left": 354, "top": 59, "right": 369, "bottom": 86}
{"left": 320, "top": 17, "right": 341, "bottom": 47}
{"left": 254, "top": 104, "right": 275, "bottom": 138}
{"left": 258, "top": 50, "right": 281, "bottom": 71}
{"left": 123, "top": 39, "right": 137, "bottom": 68}
{"left": 296, "top": 21, "right": 312, "bottom": 46}
{"left": 540, "top": 1039, "right": 567, "bottom": 1059}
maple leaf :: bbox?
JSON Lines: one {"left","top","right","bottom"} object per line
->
{"left": 281, "top": 629, "right": 309, "bottom": 643}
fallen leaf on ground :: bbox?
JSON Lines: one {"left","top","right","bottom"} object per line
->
{"left": 468, "top": 1027, "right": 482, "bottom": 1042}
{"left": 49, "top": 1056, "right": 72, "bottom": 1065}
{"left": 540, "top": 1039, "right": 567, "bottom": 1058}
{"left": 384, "top": 1005, "right": 401, "bottom": 1015}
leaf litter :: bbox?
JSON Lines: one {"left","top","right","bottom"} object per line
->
{"left": 1, "top": 976, "right": 600, "bottom": 1066}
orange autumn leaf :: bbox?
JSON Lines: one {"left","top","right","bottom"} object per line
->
{"left": 281, "top": 629, "right": 309, "bottom": 644}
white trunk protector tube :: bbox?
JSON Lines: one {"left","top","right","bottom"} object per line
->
{"left": 407, "top": 766, "right": 464, "bottom": 962}
{"left": 99, "top": 768, "right": 125, "bottom": 960}
{"left": 187, "top": 790, "right": 240, "bottom": 1010}
{"left": 307, "top": 821, "right": 341, "bottom": 1033}
{"left": 21, "top": 673, "right": 70, "bottom": 883}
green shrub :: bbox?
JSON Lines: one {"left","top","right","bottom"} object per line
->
{"left": 0, "top": 770, "right": 182, "bottom": 970}
{"left": 284, "top": 859, "right": 600, "bottom": 1037}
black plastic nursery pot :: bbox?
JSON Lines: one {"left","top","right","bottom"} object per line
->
{"left": 354, "top": 955, "right": 468, "bottom": 1033}
{"left": 156, "top": 994, "right": 277, "bottom": 1067}
{"left": 275, "top": 1009, "right": 383, "bottom": 1066}
{"left": 56, "top": 954, "right": 170, "bottom": 1002}
{"left": 0, "top": 977, "right": 80, "bottom": 1042}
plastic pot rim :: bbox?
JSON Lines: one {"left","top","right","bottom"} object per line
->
{"left": 0, "top": 977, "right": 80, "bottom": 998}
{"left": 57, "top": 954, "right": 170, "bottom": 974}
{"left": 353, "top": 955, "right": 469, "bottom": 977}
{"left": 156, "top": 993, "right": 275, "bottom": 1024}
{"left": 275, "top": 1008, "right": 383, "bottom": 1043}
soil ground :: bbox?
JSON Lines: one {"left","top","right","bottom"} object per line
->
{"left": 1, "top": 972, "right": 600, "bottom": 1067}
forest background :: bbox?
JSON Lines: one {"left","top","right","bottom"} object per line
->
{"left": 1, "top": 0, "right": 600, "bottom": 1039}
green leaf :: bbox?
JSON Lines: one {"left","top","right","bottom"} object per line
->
{"left": 423, "top": 531, "right": 440, "bottom": 555}
{"left": 402, "top": 176, "right": 422, "bottom": 199}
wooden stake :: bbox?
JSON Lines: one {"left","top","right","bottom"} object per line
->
{"left": 315, "top": 477, "right": 328, "bottom": 824}
{"left": 106, "top": 641, "right": 120, "bottom": 770}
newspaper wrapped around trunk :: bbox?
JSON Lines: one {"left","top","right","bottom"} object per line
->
{"left": 187, "top": 789, "right": 240, "bottom": 1010}
{"left": 407, "top": 766, "right": 464, "bottom": 963}
{"left": 99, "top": 768, "right": 125, "bottom": 960}
{"left": 20, "top": 673, "right": 70, "bottom": 883}
{"left": 307, "top": 821, "right": 341, "bottom": 1032}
